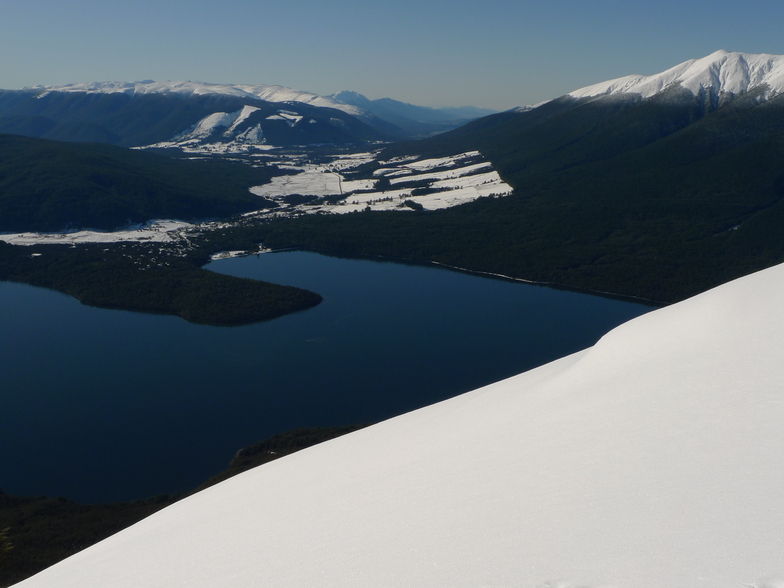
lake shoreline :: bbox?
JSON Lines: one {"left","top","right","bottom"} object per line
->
{"left": 272, "top": 246, "right": 666, "bottom": 307}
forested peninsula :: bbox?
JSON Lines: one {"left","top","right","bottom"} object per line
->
{"left": 0, "top": 240, "right": 321, "bottom": 327}
{"left": 0, "top": 134, "right": 323, "bottom": 325}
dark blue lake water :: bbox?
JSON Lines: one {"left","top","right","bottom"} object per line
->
{"left": 0, "top": 251, "right": 652, "bottom": 503}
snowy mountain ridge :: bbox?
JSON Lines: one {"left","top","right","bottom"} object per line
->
{"left": 30, "top": 80, "right": 368, "bottom": 118}
{"left": 569, "top": 49, "right": 784, "bottom": 100}
{"left": 25, "top": 81, "right": 496, "bottom": 139}
{"left": 14, "top": 260, "right": 784, "bottom": 586}
{"left": 6, "top": 79, "right": 398, "bottom": 147}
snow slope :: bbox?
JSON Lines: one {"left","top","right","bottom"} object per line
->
{"left": 172, "top": 105, "right": 260, "bottom": 141}
{"left": 14, "top": 262, "right": 784, "bottom": 588}
{"left": 569, "top": 50, "right": 784, "bottom": 99}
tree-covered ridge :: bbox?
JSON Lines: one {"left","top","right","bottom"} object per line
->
{"left": 0, "top": 134, "right": 278, "bottom": 233}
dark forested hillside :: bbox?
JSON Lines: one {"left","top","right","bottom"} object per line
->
{"left": 0, "top": 240, "right": 322, "bottom": 326}
{"left": 247, "top": 88, "right": 784, "bottom": 303}
{"left": 0, "top": 134, "right": 278, "bottom": 232}
{"left": 0, "top": 91, "right": 258, "bottom": 146}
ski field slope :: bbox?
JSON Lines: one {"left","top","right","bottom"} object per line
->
{"left": 15, "top": 263, "right": 784, "bottom": 588}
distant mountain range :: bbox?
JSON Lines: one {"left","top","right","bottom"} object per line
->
{"left": 329, "top": 90, "right": 497, "bottom": 136}
{"left": 0, "top": 81, "right": 497, "bottom": 150}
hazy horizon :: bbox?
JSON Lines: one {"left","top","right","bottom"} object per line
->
{"left": 2, "top": 0, "right": 784, "bottom": 111}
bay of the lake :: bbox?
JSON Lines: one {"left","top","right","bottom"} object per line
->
{"left": 0, "top": 251, "right": 652, "bottom": 503}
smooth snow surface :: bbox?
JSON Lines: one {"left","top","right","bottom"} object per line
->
{"left": 569, "top": 50, "right": 784, "bottom": 99}
{"left": 15, "top": 263, "right": 784, "bottom": 588}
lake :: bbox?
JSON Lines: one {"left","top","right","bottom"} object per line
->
{"left": 0, "top": 251, "right": 652, "bottom": 503}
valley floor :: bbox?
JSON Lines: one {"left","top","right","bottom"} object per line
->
{"left": 0, "top": 148, "right": 512, "bottom": 249}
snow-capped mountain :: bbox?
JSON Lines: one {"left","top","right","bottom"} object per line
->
{"left": 33, "top": 80, "right": 368, "bottom": 119}
{"left": 0, "top": 81, "right": 494, "bottom": 147}
{"left": 569, "top": 49, "right": 784, "bottom": 101}
{"left": 378, "top": 50, "right": 784, "bottom": 303}
{"left": 15, "top": 261, "right": 784, "bottom": 587}
{"left": 21, "top": 80, "right": 497, "bottom": 143}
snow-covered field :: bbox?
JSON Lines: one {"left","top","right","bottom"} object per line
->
{"left": 248, "top": 149, "right": 513, "bottom": 214}
{"left": 14, "top": 261, "right": 784, "bottom": 588}
{"left": 250, "top": 166, "right": 358, "bottom": 197}
{"left": 0, "top": 150, "right": 511, "bottom": 247}
{"left": 0, "top": 220, "right": 193, "bottom": 246}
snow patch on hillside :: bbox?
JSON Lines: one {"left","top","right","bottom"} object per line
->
{"left": 250, "top": 167, "right": 344, "bottom": 197}
{"left": 15, "top": 260, "right": 784, "bottom": 588}
{"left": 142, "top": 105, "right": 273, "bottom": 150}
{"left": 266, "top": 111, "right": 303, "bottom": 126}
{"left": 397, "top": 151, "right": 481, "bottom": 171}
{"left": 387, "top": 161, "right": 492, "bottom": 183}
{"left": 178, "top": 111, "right": 239, "bottom": 141}
{"left": 227, "top": 105, "right": 260, "bottom": 133}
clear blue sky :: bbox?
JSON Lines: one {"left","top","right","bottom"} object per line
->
{"left": 1, "top": 0, "right": 783, "bottom": 110}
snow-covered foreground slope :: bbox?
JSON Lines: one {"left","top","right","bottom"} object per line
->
{"left": 15, "top": 264, "right": 784, "bottom": 588}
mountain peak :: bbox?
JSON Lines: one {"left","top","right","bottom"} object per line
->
{"left": 329, "top": 90, "right": 374, "bottom": 109}
{"left": 568, "top": 50, "right": 784, "bottom": 100}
